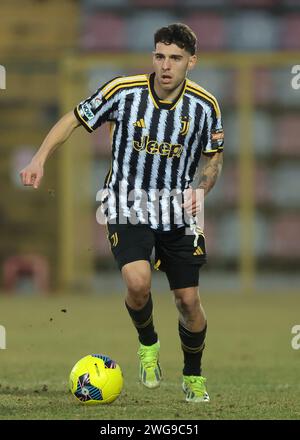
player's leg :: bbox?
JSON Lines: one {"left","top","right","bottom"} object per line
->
{"left": 122, "top": 261, "right": 162, "bottom": 388}
{"left": 173, "top": 286, "right": 209, "bottom": 402}
{"left": 107, "top": 223, "right": 161, "bottom": 388}
{"left": 154, "top": 226, "right": 209, "bottom": 401}
{"left": 122, "top": 260, "right": 157, "bottom": 347}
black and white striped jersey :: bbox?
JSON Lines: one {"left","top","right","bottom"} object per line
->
{"left": 74, "top": 72, "right": 224, "bottom": 232}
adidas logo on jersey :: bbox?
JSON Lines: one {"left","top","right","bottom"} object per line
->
{"left": 193, "top": 246, "right": 204, "bottom": 256}
{"left": 133, "top": 119, "right": 146, "bottom": 128}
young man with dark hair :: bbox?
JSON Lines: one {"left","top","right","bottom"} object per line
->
{"left": 20, "top": 23, "right": 224, "bottom": 402}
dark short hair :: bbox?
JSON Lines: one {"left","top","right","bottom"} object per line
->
{"left": 154, "top": 23, "right": 197, "bottom": 56}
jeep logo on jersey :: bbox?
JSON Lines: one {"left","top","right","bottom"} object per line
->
{"left": 133, "top": 135, "right": 183, "bottom": 158}
{"left": 82, "top": 102, "right": 95, "bottom": 120}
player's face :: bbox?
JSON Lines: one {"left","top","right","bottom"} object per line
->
{"left": 153, "top": 42, "right": 196, "bottom": 93}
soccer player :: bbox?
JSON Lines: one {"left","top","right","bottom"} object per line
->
{"left": 20, "top": 23, "right": 224, "bottom": 402}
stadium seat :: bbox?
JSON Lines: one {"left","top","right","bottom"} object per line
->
{"left": 276, "top": 115, "right": 300, "bottom": 155}
{"left": 184, "top": 0, "right": 227, "bottom": 5}
{"left": 271, "top": 164, "right": 300, "bottom": 207}
{"left": 132, "top": 0, "right": 176, "bottom": 5}
{"left": 222, "top": 113, "right": 238, "bottom": 155}
{"left": 83, "top": 0, "right": 129, "bottom": 7}
{"left": 127, "top": 11, "right": 178, "bottom": 51}
{"left": 222, "top": 166, "right": 239, "bottom": 205}
{"left": 81, "top": 13, "right": 126, "bottom": 51}
{"left": 228, "top": 12, "right": 279, "bottom": 50}
{"left": 94, "top": 225, "right": 112, "bottom": 258}
{"left": 254, "top": 215, "right": 270, "bottom": 257}
{"left": 253, "top": 111, "right": 275, "bottom": 156}
{"left": 255, "top": 67, "right": 299, "bottom": 106}
{"left": 272, "top": 68, "right": 300, "bottom": 106}
{"left": 280, "top": 14, "right": 300, "bottom": 49}
{"left": 254, "top": 167, "right": 272, "bottom": 205}
{"left": 269, "top": 216, "right": 300, "bottom": 257}
{"left": 202, "top": 220, "right": 217, "bottom": 257}
{"left": 215, "top": 214, "right": 240, "bottom": 258}
{"left": 188, "top": 66, "right": 233, "bottom": 106}
{"left": 253, "top": 68, "right": 273, "bottom": 105}
{"left": 232, "top": 0, "right": 277, "bottom": 6}
{"left": 185, "top": 14, "right": 226, "bottom": 51}
{"left": 3, "top": 254, "right": 49, "bottom": 293}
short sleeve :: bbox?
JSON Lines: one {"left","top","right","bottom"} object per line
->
{"left": 201, "top": 100, "right": 224, "bottom": 155}
{"left": 74, "top": 77, "right": 121, "bottom": 133}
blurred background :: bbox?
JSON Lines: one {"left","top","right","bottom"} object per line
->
{"left": 1, "top": 0, "right": 300, "bottom": 295}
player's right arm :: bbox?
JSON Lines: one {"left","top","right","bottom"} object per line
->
{"left": 20, "top": 110, "right": 80, "bottom": 189}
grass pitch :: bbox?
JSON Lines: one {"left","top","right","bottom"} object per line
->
{"left": 0, "top": 291, "right": 299, "bottom": 420}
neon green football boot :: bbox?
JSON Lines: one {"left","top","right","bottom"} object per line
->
{"left": 182, "top": 375, "right": 210, "bottom": 402}
{"left": 138, "top": 341, "right": 162, "bottom": 389}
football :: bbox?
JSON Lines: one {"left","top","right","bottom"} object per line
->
{"left": 69, "top": 354, "right": 123, "bottom": 404}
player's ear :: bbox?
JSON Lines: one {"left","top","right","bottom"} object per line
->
{"left": 188, "top": 54, "right": 197, "bottom": 71}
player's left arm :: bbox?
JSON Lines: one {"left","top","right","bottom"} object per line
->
{"left": 198, "top": 151, "right": 223, "bottom": 196}
{"left": 182, "top": 152, "right": 223, "bottom": 216}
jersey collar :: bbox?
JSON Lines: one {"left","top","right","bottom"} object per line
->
{"left": 148, "top": 72, "right": 186, "bottom": 110}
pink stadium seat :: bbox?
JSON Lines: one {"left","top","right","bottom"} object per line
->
{"left": 222, "top": 166, "right": 272, "bottom": 205}
{"left": 232, "top": 0, "right": 276, "bottom": 6}
{"left": 269, "top": 216, "right": 300, "bottom": 258}
{"left": 253, "top": 68, "right": 273, "bottom": 105}
{"left": 132, "top": 0, "right": 176, "bottom": 5}
{"left": 185, "top": 14, "right": 226, "bottom": 50}
{"left": 254, "top": 167, "right": 272, "bottom": 204}
{"left": 276, "top": 115, "right": 300, "bottom": 156}
{"left": 281, "top": 14, "right": 300, "bottom": 49}
{"left": 81, "top": 13, "right": 126, "bottom": 51}
{"left": 3, "top": 254, "right": 49, "bottom": 293}
{"left": 203, "top": 221, "right": 217, "bottom": 257}
{"left": 222, "top": 167, "right": 238, "bottom": 205}
{"left": 94, "top": 224, "right": 112, "bottom": 257}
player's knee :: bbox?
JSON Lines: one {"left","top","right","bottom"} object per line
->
{"left": 175, "top": 294, "right": 200, "bottom": 316}
{"left": 126, "top": 275, "right": 151, "bottom": 302}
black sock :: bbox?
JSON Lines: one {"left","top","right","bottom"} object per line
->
{"left": 178, "top": 321, "right": 207, "bottom": 376}
{"left": 125, "top": 293, "right": 158, "bottom": 346}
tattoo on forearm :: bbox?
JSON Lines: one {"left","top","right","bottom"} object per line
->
{"left": 199, "top": 155, "right": 223, "bottom": 195}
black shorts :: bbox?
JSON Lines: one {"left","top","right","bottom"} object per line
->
{"left": 106, "top": 223, "right": 207, "bottom": 290}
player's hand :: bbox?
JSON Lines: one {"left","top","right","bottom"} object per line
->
{"left": 182, "top": 188, "right": 204, "bottom": 216}
{"left": 20, "top": 160, "right": 44, "bottom": 189}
